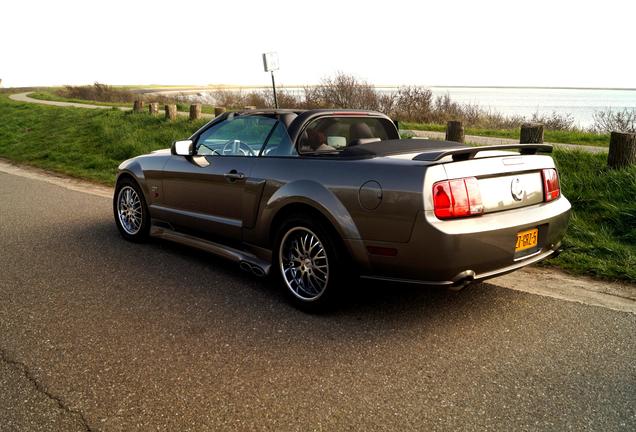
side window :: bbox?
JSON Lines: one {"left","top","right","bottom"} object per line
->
{"left": 260, "top": 122, "right": 297, "bottom": 157}
{"left": 196, "top": 116, "right": 277, "bottom": 157}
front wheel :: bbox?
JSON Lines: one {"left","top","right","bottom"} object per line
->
{"left": 275, "top": 217, "right": 344, "bottom": 310}
{"left": 113, "top": 178, "right": 150, "bottom": 241}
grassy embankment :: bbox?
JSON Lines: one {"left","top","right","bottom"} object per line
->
{"left": 0, "top": 93, "right": 633, "bottom": 281}
{"left": 0, "top": 93, "right": 206, "bottom": 183}
{"left": 401, "top": 122, "right": 610, "bottom": 147}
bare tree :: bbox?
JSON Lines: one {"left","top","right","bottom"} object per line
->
{"left": 591, "top": 108, "right": 636, "bottom": 133}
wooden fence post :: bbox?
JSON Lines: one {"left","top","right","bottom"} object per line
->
{"left": 148, "top": 102, "right": 159, "bottom": 115}
{"left": 133, "top": 100, "right": 145, "bottom": 113}
{"left": 214, "top": 107, "right": 226, "bottom": 117}
{"left": 445, "top": 120, "right": 464, "bottom": 143}
{"left": 165, "top": 104, "right": 177, "bottom": 121}
{"left": 607, "top": 131, "right": 636, "bottom": 169}
{"left": 520, "top": 123, "right": 544, "bottom": 143}
{"left": 189, "top": 104, "right": 202, "bottom": 120}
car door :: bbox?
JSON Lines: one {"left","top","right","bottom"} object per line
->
{"left": 159, "top": 115, "right": 278, "bottom": 241}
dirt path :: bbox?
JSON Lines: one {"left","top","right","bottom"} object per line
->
{"left": 9, "top": 92, "right": 213, "bottom": 119}
{"left": 9, "top": 91, "right": 131, "bottom": 110}
{"left": 404, "top": 129, "right": 608, "bottom": 153}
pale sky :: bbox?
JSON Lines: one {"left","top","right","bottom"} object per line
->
{"left": 2, "top": 0, "right": 635, "bottom": 89}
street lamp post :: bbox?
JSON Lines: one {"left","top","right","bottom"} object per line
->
{"left": 262, "top": 52, "right": 279, "bottom": 109}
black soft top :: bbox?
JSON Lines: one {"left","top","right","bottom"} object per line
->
{"left": 340, "top": 139, "right": 467, "bottom": 158}
{"left": 339, "top": 140, "right": 553, "bottom": 162}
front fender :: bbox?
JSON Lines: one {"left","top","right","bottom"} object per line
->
{"left": 116, "top": 159, "right": 148, "bottom": 195}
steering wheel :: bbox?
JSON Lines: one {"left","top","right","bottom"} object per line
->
{"left": 221, "top": 140, "right": 255, "bottom": 156}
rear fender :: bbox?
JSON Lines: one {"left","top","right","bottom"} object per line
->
{"left": 262, "top": 179, "right": 362, "bottom": 241}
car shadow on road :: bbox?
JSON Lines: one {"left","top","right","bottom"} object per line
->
{"left": 71, "top": 219, "right": 509, "bottom": 336}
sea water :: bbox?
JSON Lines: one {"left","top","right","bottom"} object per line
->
{"left": 422, "top": 87, "right": 636, "bottom": 128}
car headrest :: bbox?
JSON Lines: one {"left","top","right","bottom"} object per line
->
{"left": 349, "top": 122, "right": 374, "bottom": 140}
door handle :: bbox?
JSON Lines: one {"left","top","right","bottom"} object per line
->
{"left": 224, "top": 170, "right": 245, "bottom": 181}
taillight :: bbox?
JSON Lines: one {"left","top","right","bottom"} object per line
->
{"left": 542, "top": 168, "right": 560, "bottom": 202}
{"left": 433, "top": 177, "right": 484, "bottom": 219}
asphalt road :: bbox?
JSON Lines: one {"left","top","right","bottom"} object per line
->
{"left": 0, "top": 171, "right": 634, "bottom": 431}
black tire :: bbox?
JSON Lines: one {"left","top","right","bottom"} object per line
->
{"left": 273, "top": 215, "right": 346, "bottom": 311}
{"left": 113, "top": 177, "right": 150, "bottom": 242}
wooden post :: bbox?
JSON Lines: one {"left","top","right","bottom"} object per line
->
{"left": 148, "top": 102, "right": 159, "bottom": 115}
{"left": 165, "top": 104, "right": 177, "bottom": 121}
{"left": 214, "top": 107, "right": 226, "bottom": 117}
{"left": 133, "top": 100, "right": 145, "bottom": 113}
{"left": 445, "top": 120, "right": 464, "bottom": 143}
{"left": 189, "top": 104, "right": 202, "bottom": 120}
{"left": 607, "top": 131, "right": 636, "bottom": 169}
{"left": 520, "top": 123, "right": 544, "bottom": 143}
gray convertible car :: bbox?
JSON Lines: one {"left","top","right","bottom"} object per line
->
{"left": 114, "top": 109, "right": 570, "bottom": 308}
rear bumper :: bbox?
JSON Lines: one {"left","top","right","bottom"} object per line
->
{"left": 354, "top": 196, "right": 571, "bottom": 285}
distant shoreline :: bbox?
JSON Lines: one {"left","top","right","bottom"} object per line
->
{"left": 424, "top": 85, "right": 636, "bottom": 91}
{"left": 5, "top": 84, "right": 634, "bottom": 92}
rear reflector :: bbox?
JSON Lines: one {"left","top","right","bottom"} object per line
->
{"left": 433, "top": 177, "right": 484, "bottom": 219}
{"left": 541, "top": 168, "right": 560, "bottom": 201}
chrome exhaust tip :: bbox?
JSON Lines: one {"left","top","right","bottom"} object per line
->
{"left": 239, "top": 261, "right": 267, "bottom": 278}
{"left": 251, "top": 266, "right": 266, "bottom": 278}
{"left": 239, "top": 261, "right": 253, "bottom": 273}
{"left": 449, "top": 270, "right": 475, "bottom": 292}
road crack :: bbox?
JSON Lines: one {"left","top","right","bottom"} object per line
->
{"left": 0, "top": 348, "right": 94, "bottom": 432}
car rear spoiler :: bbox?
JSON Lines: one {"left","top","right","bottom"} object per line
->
{"left": 412, "top": 144, "right": 553, "bottom": 162}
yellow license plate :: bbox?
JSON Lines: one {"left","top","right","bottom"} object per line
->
{"left": 515, "top": 228, "right": 538, "bottom": 252}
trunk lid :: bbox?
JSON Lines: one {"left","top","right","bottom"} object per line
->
{"left": 418, "top": 146, "right": 558, "bottom": 215}
{"left": 440, "top": 152, "right": 551, "bottom": 213}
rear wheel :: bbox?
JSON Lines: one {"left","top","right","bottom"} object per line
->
{"left": 275, "top": 216, "right": 345, "bottom": 310}
{"left": 113, "top": 178, "right": 150, "bottom": 241}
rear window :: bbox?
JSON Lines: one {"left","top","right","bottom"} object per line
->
{"left": 298, "top": 117, "right": 397, "bottom": 154}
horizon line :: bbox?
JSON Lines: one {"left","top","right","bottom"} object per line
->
{"left": 4, "top": 83, "right": 636, "bottom": 92}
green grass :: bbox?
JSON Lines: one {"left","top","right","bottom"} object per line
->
{"left": 402, "top": 122, "right": 610, "bottom": 147}
{"left": 0, "top": 93, "right": 633, "bottom": 282}
{"left": 0, "top": 93, "right": 206, "bottom": 184}
{"left": 547, "top": 149, "right": 636, "bottom": 282}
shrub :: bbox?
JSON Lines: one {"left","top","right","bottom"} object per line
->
{"left": 60, "top": 82, "right": 135, "bottom": 103}
{"left": 591, "top": 108, "right": 636, "bottom": 133}
{"left": 529, "top": 111, "right": 575, "bottom": 131}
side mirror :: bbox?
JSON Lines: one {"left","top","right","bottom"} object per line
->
{"left": 171, "top": 139, "right": 194, "bottom": 156}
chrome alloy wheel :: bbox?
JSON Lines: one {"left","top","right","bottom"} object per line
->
{"left": 117, "top": 186, "right": 143, "bottom": 235}
{"left": 279, "top": 227, "right": 330, "bottom": 301}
